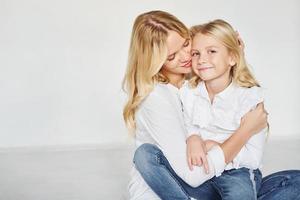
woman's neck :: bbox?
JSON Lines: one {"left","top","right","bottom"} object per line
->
{"left": 161, "top": 70, "right": 185, "bottom": 89}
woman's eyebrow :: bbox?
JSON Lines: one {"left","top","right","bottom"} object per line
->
{"left": 167, "top": 39, "right": 189, "bottom": 57}
{"left": 167, "top": 52, "right": 176, "bottom": 58}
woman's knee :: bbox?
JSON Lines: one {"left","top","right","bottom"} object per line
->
{"left": 133, "top": 143, "right": 161, "bottom": 168}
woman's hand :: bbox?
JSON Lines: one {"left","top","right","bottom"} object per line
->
{"left": 186, "top": 135, "right": 209, "bottom": 173}
{"left": 204, "top": 140, "right": 221, "bottom": 152}
{"left": 240, "top": 102, "right": 268, "bottom": 135}
{"left": 236, "top": 31, "right": 245, "bottom": 53}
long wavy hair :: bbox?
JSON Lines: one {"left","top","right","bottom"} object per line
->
{"left": 189, "top": 19, "right": 260, "bottom": 88}
{"left": 122, "top": 10, "right": 189, "bottom": 133}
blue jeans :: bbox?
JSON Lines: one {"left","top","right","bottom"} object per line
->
{"left": 257, "top": 170, "right": 300, "bottom": 200}
{"left": 134, "top": 143, "right": 300, "bottom": 200}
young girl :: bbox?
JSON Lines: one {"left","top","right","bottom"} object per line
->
{"left": 180, "top": 19, "right": 267, "bottom": 200}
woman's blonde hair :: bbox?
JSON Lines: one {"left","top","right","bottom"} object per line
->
{"left": 123, "top": 10, "right": 189, "bottom": 133}
{"left": 189, "top": 19, "right": 260, "bottom": 88}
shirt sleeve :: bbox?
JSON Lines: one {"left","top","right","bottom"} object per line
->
{"left": 179, "top": 84, "right": 200, "bottom": 139}
{"left": 232, "top": 86, "right": 267, "bottom": 169}
{"left": 138, "top": 87, "right": 226, "bottom": 187}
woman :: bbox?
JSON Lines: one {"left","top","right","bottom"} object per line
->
{"left": 123, "top": 10, "right": 300, "bottom": 200}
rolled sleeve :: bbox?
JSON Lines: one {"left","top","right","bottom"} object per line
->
{"left": 207, "top": 145, "right": 226, "bottom": 176}
{"left": 186, "top": 125, "right": 200, "bottom": 138}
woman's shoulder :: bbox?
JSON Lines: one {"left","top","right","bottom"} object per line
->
{"left": 179, "top": 81, "right": 199, "bottom": 102}
{"left": 149, "top": 83, "right": 172, "bottom": 99}
{"left": 141, "top": 83, "right": 172, "bottom": 108}
{"left": 180, "top": 81, "right": 194, "bottom": 94}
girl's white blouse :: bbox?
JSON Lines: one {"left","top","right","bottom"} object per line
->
{"left": 180, "top": 81, "right": 267, "bottom": 171}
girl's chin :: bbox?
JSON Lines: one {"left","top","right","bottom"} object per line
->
{"left": 196, "top": 74, "right": 213, "bottom": 81}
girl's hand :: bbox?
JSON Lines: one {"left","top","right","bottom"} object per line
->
{"left": 204, "top": 140, "right": 221, "bottom": 151}
{"left": 186, "top": 135, "right": 209, "bottom": 173}
{"left": 240, "top": 103, "right": 268, "bottom": 135}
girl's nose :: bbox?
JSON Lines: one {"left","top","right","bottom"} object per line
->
{"left": 198, "top": 53, "right": 207, "bottom": 64}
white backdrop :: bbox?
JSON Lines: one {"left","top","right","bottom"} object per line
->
{"left": 0, "top": 0, "right": 299, "bottom": 148}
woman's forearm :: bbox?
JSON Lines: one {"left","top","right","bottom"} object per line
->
{"left": 220, "top": 103, "right": 268, "bottom": 164}
{"left": 220, "top": 126, "right": 253, "bottom": 164}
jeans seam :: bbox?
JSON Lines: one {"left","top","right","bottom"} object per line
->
{"left": 210, "top": 178, "right": 223, "bottom": 197}
{"left": 249, "top": 169, "right": 257, "bottom": 199}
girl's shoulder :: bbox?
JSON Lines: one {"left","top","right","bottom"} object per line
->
{"left": 232, "top": 85, "right": 266, "bottom": 119}
{"left": 236, "top": 85, "right": 264, "bottom": 101}
{"left": 235, "top": 86, "right": 265, "bottom": 113}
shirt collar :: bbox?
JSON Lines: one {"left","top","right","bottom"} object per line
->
{"left": 194, "top": 81, "right": 209, "bottom": 99}
{"left": 195, "top": 81, "right": 236, "bottom": 100}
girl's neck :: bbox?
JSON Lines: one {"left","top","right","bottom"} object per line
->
{"left": 205, "top": 76, "right": 232, "bottom": 102}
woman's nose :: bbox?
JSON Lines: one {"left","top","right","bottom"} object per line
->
{"left": 179, "top": 48, "right": 191, "bottom": 62}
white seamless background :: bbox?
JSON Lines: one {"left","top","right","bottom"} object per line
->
{"left": 0, "top": 0, "right": 299, "bottom": 148}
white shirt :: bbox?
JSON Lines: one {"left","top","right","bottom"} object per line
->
{"left": 128, "top": 83, "right": 226, "bottom": 200}
{"left": 180, "top": 81, "right": 267, "bottom": 170}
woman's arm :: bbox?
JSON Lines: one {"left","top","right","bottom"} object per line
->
{"left": 232, "top": 128, "right": 267, "bottom": 168}
{"left": 220, "top": 103, "right": 268, "bottom": 164}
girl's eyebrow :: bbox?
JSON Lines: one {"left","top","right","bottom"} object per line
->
{"left": 191, "top": 46, "right": 219, "bottom": 51}
{"left": 206, "top": 45, "right": 219, "bottom": 49}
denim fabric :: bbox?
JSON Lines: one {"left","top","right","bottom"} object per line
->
{"left": 134, "top": 143, "right": 300, "bottom": 200}
{"left": 257, "top": 170, "right": 300, "bottom": 200}
{"left": 210, "top": 167, "right": 261, "bottom": 200}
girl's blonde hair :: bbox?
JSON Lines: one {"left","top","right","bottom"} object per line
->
{"left": 123, "top": 10, "right": 189, "bottom": 133}
{"left": 189, "top": 19, "right": 260, "bottom": 88}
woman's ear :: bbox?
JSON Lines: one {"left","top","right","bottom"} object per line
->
{"left": 229, "top": 52, "right": 237, "bottom": 67}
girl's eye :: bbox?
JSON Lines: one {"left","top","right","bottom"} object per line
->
{"left": 208, "top": 50, "right": 217, "bottom": 54}
{"left": 191, "top": 52, "right": 200, "bottom": 57}
{"left": 183, "top": 39, "right": 190, "bottom": 47}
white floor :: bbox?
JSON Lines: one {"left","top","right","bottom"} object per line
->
{"left": 0, "top": 139, "right": 299, "bottom": 200}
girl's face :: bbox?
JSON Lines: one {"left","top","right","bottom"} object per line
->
{"left": 161, "top": 31, "right": 192, "bottom": 76}
{"left": 191, "top": 33, "right": 235, "bottom": 83}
